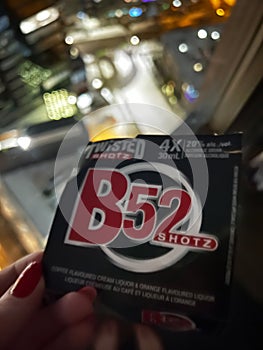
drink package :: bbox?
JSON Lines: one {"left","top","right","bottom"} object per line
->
{"left": 43, "top": 133, "right": 242, "bottom": 332}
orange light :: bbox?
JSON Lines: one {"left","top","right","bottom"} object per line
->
{"left": 209, "top": 0, "right": 221, "bottom": 9}
{"left": 216, "top": 8, "right": 225, "bottom": 16}
{"left": 223, "top": 0, "right": 236, "bottom": 6}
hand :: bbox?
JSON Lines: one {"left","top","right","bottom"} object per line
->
{"left": 0, "top": 252, "right": 164, "bottom": 350}
{"left": 0, "top": 252, "right": 96, "bottom": 350}
{"left": 91, "top": 319, "right": 164, "bottom": 350}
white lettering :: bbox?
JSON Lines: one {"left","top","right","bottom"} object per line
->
{"left": 203, "top": 239, "right": 212, "bottom": 248}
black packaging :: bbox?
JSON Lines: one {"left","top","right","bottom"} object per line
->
{"left": 43, "top": 133, "right": 242, "bottom": 332}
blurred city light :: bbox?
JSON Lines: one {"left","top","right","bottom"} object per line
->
{"left": 172, "top": 0, "right": 182, "bottom": 8}
{"left": 0, "top": 137, "right": 18, "bottom": 150}
{"left": 77, "top": 93, "right": 93, "bottom": 110}
{"left": 169, "top": 96, "right": 177, "bottom": 105}
{"left": 68, "top": 95, "right": 77, "bottom": 105}
{"left": 114, "top": 51, "right": 133, "bottom": 77}
{"left": 20, "top": 7, "right": 59, "bottom": 34}
{"left": 43, "top": 90, "right": 77, "bottom": 119}
{"left": 165, "top": 83, "right": 175, "bottom": 96}
{"left": 99, "top": 59, "right": 115, "bottom": 79}
{"left": 19, "top": 61, "right": 51, "bottom": 88}
{"left": 211, "top": 30, "right": 220, "bottom": 40}
{"left": 209, "top": 0, "right": 222, "bottom": 8}
{"left": 216, "top": 8, "right": 225, "bottom": 16}
{"left": 162, "top": 3, "right": 170, "bottom": 10}
{"left": 130, "top": 35, "right": 140, "bottom": 45}
{"left": 65, "top": 36, "right": 74, "bottom": 45}
{"left": 197, "top": 29, "right": 208, "bottom": 39}
{"left": 17, "top": 136, "right": 31, "bottom": 150}
{"left": 92, "top": 78, "right": 103, "bottom": 89}
{"left": 20, "top": 21, "right": 35, "bottom": 34}
{"left": 178, "top": 43, "right": 188, "bottom": 53}
{"left": 100, "top": 88, "right": 114, "bottom": 104}
{"left": 83, "top": 54, "right": 95, "bottom": 65}
{"left": 115, "top": 9, "right": 123, "bottom": 18}
{"left": 193, "top": 62, "right": 203, "bottom": 72}
{"left": 36, "top": 10, "right": 50, "bottom": 22}
{"left": 184, "top": 84, "right": 199, "bottom": 102}
{"left": 76, "top": 11, "right": 87, "bottom": 20}
{"left": 70, "top": 47, "right": 79, "bottom": 58}
{"left": 223, "top": 0, "right": 236, "bottom": 5}
{"left": 129, "top": 7, "right": 143, "bottom": 18}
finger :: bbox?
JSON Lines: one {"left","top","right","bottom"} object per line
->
{"left": 0, "top": 251, "right": 43, "bottom": 296}
{"left": 42, "top": 318, "right": 95, "bottom": 350}
{"left": 18, "top": 287, "right": 96, "bottom": 349}
{"left": 134, "top": 325, "right": 163, "bottom": 350}
{"left": 0, "top": 261, "right": 44, "bottom": 349}
{"left": 92, "top": 319, "right": 119, "bottom": 350}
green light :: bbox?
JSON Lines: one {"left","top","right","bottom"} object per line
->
{"left": 162, "top": 3, "right": 170, "bottom": 10}
{"left": 19, "top": 60, "right": 51, "bottom": 88}
{"left": 43, "top": 89, "right": 77, "bottom": 119}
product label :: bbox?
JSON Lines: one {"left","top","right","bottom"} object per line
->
{"left": 43, "top": 134, "right": 242, "bottom": 331}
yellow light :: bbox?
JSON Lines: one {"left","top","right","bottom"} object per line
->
{"left": 193, "top": 62, "right": 203, "bottom": 72}
{"left": 161, "top": 85, "right": 167, "bottom": 94}
{"left": 115, "top": 9, "right": 123, "bottom": 18}
{"left": 165, "top": 83, "right": 174, "bottom": 96}
{"left": 43, "top": 89, "right": 77, "bottom": 119}
{"left": 216, "top": 8, "right": 225, "bottom": 16}
{"left": 70, "top": 47, "right": 79, "bottom": 57}
{"left": 169, "top": 96, "right": 177, "bottom": 105}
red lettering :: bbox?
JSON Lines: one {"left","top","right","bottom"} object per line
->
{"left": 154, "top": 188, "right": 192, "bottom": 238}
{"left": 67, "top": 169, "right": 128, "bottom": 245}
{"left": 65, "top": 168, "right": 218, "bottom": 252}
{"left": 123, "top": 184, "right": 160, "bottom": 240}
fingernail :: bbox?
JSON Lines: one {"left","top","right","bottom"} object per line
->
{"left": 10, "top": 261, "right": 42, "bottom": 298}
{"left": 77, "top": 286, "right": 97, "bottom": 303}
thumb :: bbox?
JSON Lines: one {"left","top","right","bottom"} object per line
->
{"left": 0, "top": 261, "right": 44, "bottom": 348}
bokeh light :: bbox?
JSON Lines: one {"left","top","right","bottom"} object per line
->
{"left": 197, "top": 29, "right": 208, "bottom": 39}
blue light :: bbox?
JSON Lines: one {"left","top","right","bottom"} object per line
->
{"left": 76, "top": 11, "right": 87, "bottom": 20}
{"left": 129, "top": 7, "right": 143, "bottom": 18}
{"left": 184, "top": 85, "right": 199, "bottom": 102}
